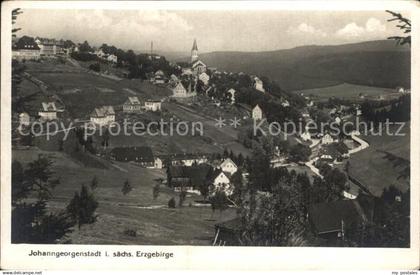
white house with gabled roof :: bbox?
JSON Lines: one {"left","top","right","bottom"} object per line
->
{"left": 39, "top": 102, "right": 58, "bottom": 121}
{"left": 252, "top": 104, "right": 263, "bottom": 120}
{"left": 220, "top": 158, "right": 238, "bottom": 175}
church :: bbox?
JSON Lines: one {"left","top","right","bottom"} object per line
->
{"left": 190, "top": 39, "right": 207, "bottom": 75}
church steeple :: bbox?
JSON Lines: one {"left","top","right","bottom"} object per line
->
{"left": 191, "top": 39, "right": 199, "bottom": 62}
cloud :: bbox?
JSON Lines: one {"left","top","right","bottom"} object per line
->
{"left": 287, "top": 23, "right": 327, "bottom": 37}
{"left": 18, "top": 9, "right": 193, "bottom": 50}
{"left": 336, "top": 17, "right": 387, "bottom": 38}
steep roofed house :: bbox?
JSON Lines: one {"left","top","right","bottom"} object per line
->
{"left": 308, "top": 199, "right": 371, "bottom": 240}
{"left": 253, "top": 77, "right": 265, "bottom": 93}
{"left": 192, "top": 60, "right": 207, "bottom": 75}
{"left": 227, "top": 88, "right": 236, "bottom": 104}
{"left": 35, "top": 37, "right": 64, "bottom": 56}
{"left": 110, "top": 146, "right": 154, "bottom": 167}
{"left": 171, "top": 81, "right": 197, "bottom": 102}
{"left": 144, "top": 100, "right": 162, "bottom": 112}
{"left": 209, "top": 169, "right": 233, "bottom": 196}
{"left": 198, "top": 72, "right": 210, "bottom": 86}
{"left": 321, "top": 133, "right": 334, "bottom": 145}
{"left": 252, "top": 104, "right": 263, "bottom": 120}
{"left": 38, "top": 102, "right": 58, "bottom": 121}
{"left": 169, "top": 74, "right": 179, "bottom": 85}
{"left": 220, "top": 158, "right": 238, "bottom": 175}
{"left": 90, "top": 106, "right": 115, "bottom": 126}
{"left": 12, "top": 36, "right": 41, "bottom": 61}
{"left": 123, "top": 97, "right": 142, "bottom": 113}
{"left": 153, "top": 70, "right": 166, "bottom": 84}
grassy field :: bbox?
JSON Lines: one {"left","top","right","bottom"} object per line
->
{"left": 293, "top": 83, "right": 400, "bottom": 102}
{"left": 348, "top": 124, "right": 410, "bottom": 197}
{"left": 13, "top": 148, "right": 237, "bottom": 245}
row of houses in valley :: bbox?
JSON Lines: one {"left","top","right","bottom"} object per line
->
{"left": 213, "top": 196, "right": 374, "bottom": 245}
{"left": 168, "top": 157, "right": 239, "bottom": 195}
{"left": 122, "top": 96, "right": 162, "bottom": 113}
{"left": 12, "top": 36, "right": 69, "bottom": 61}
{"left": 94, "top": 48, "right": 118, "bottom": 63}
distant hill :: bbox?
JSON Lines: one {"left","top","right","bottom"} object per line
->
{"left": 178, "top": 40, "right": 410, "bottom": 91}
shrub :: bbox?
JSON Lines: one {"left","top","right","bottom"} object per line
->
{"left": 123, "top": 229, "right": 137, "bottom": 237}
{"left": 89, "top": 62, "right": 100, "bottom": 72}
{"left": 168, "top": 197, "right": 176, "bottom": 208}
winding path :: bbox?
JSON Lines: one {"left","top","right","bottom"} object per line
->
{"left": 304, "top": 132, "right": 370, "bottom": 199}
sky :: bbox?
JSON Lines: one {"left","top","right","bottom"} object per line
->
{"left": 15, "top": 9, "right": 407, "bottom": 53}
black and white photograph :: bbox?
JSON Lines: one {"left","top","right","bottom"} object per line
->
{"left": 1, "top": 0, "right": 419, "bottom": 271}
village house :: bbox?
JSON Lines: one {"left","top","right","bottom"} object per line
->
{"left": 198, "top": 72, "right": 210, "bottom": 85}
{"left": 90, "top": 106, "right": 115, "bottom": 126}
{"left": 281, "top": 99, "right": 290, "bottom": 107}
{"left": 38, "top": 102, "right": 58, "bottom": 121}
{"left": 107, "top": 54, "right": 118, "bottom": 63}
{"left": 308, "top": 199, "right": 372, "bottom": 240}
{"left": 123, "top": 96, "right": 142, "bottom": 113}
{"left": 94, "top": 48, "right": 107, "bottom": 58}
{"left": 110, "top": 146, "right": 155, "bottom": 168}
{"left": 397, "top": 86, "right": 410, "bottom": 94}
{"left": 19, "top": 112, "right": 31, "bottom": 127}
{"left": 321, "top": 133, "right": 334, "bottom": 145}
{"left": 168, "top": 164, "right": 213, "bottom": 193}
{"left": 192, "top": 60, "right": 207, "bottom": 75}
{"left": 334, "top": 116, "right": 342, "bottom": 124}
{"left": 12, "top": 37, "right": 41, "bottom": 61}
{"left": 300, "top": 131, "right": 312, "bottom": 142}
{"left": 35, "top": 37, "right": 64, "bottom": 56}
{"left": 219, "top": 158, "right": 238, "bottom": 175}
{"left": 153, "top": 70, "right": 166, "bottom": 84}
{"left": 252, "top": 104, "right": 263, "bottom": 120}
{"left": 169, "top": 74, "right": 179, "bottom": 85}
{"left": 227, "top": 88, "right": 236, "bottom": 104}
{"left": 181, "top": 68, "right": 193, "bottom": 76}
{"left": 171, "top": 82, "right": 197, "bottom": 102}
{"left": 253, "top": 77, "right": 265, "bottom": 93}
{"left": 209, "top": 169, "right": 233, "bottom": 196}
{"left": 144, "top": 100, "right": 162, "bottom": 112}
{"left": 169, "top": 153, "right": 208, "bottom": 167}
{"left": 154, "top": 157, "right": 163, "bottom": 169}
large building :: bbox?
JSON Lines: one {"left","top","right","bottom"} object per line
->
{"left": 123, "top": 97, "right": 143, "bottom": 113}
{"left": 12, "top": 36, "right": 41, "bottom": 61}
{"left": 90, "top": 106, "right": 115, "bottom": 126}
{"left": 35, "top": 37, "right": 64, "bottom": 56}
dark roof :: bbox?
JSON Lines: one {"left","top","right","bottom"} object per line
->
{"left": 192, "top": 39, "right": 198, "bottom": 51}
{"left": 110, "top": 146, "right": 154, "bottom": 162}
{"left": 169, "top": 164, "right": 213, "bottom": 187}
{"left": 208, "top": 168, "right": 226, "bottom": 182}
{"left": 215, "top": 217, "right": 244, "bottom": 232}
{"left": 14, "top": 36, "right": 40, "bottom": 50}
{"left": 308, "top": 200, "right": 365, "bottom": 234}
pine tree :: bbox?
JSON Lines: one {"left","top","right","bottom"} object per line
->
{"left": 67, "top": 185, "right": 98, "bottom": 229}
{"left": 90, "top": 176, "right": 98, "bottom": 190}
{"left": 122, "top": 179, "right": 132, "bottom": 195}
